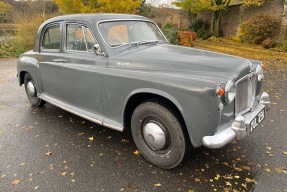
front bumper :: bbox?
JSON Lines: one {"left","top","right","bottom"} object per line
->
{"left": 203, "top": 92, "right": 270, "bottom": 149}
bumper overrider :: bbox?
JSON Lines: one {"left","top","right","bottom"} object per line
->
{"left": 203, "top": 92, "right": 271, "bottom": 149}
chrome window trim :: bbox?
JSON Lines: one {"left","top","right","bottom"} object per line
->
{"left": 41, "top": 23, "right": 61, "bottom": 52}
{"left": 64, "top": 23, "right": 97, "bottom": 53}
{"left": 96, "top": 19, "right": 168, "bottom": 49}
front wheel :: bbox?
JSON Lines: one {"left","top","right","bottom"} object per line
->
{"left": 24, "top": 73, "right": 46, "bottom": 107}
{"left": 131, "top": 101, "right": 190, "bottom": 169}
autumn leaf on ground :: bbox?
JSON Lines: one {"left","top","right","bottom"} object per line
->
{"left": 275, "top": 167, "right": 287, "bottom": 174}
{"left": 233, "top": 167, "right": 242, "bottom": 171}
{"left": 241, "top": 166, "right": 251, "bottom": 171}
{"left": 77, "top": 132, "right": 85, "bottom": 137}
{"left": 223, "top": 174, "right": 233, "bottom": 180}
{"left": 60, "top": 171, "right": 67, "bottom": 176}
{"left": 266, "top": 146, "right": 272, "bottom": 150}
{"left": 88, "top": 136, "right": 94, "bottom": 141}
{"left": 214, "top": 174, "right": 220, "bottom": 180}
{"left": 133, "top": 150, "right": 141, "bottom": 156}
{"left": 20, "top": 162, "right": 26, "bottom": 166}
{"left": 234, "top": 175, "right": 240, "bottom": 179}
{"left": 34, "top": 186, "right": 39, "bottom": 189}
{"left": 241, "top": 183, "right": 247, "bottom": 190}
{"left": 194, "top": 178, "right": 200, "bottom": 182}
{"left": 45, "top": 151, "right": 52, "bottom": 156}
{"left": 12, "top": 179, "right": 20, "bottom": 185}
{"left": 154, "top": 183, "right": 162, "bottom": 187}
{"left": 225, "top": 181, "right": 232, "bottom": 186}
{"left": 245, "top": 178, "right": 256, "bottom": 183}
{"left": 71, "top": 179, "right": 76, "bottom": 183}
{"left": 283, "top": 151, "right": 287, "bottom": 155}
{"left": 265, "top": 168, "right": 271, "bottom": 172}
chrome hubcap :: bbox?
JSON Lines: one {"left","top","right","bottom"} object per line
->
{"left": 143, "top": 122, "right": 167, "bottom": 151}
{"left": 27, "top": 81, "right": 36, "bottom": 97}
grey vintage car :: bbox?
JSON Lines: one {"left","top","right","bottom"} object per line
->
{"left": 17, "top": 14, "right": 270, "bottom": 169}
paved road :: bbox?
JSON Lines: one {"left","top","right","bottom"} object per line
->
{"left": 0, "top": 58, "right": 286, "bottom": 192}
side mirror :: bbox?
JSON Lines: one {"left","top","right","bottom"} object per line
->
{"left": 93, "top": 43, "right": 102, "bottom": 56}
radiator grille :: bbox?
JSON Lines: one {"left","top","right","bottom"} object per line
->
{"left": 235, "top": 74, "right": 256, "bottom": 114}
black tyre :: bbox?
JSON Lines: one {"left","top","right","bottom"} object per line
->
{"left": 24, "top": 73, "right": 46, "bottom": 107}
{"left": 131, "top": 100, "right": 191, "bottom": 169}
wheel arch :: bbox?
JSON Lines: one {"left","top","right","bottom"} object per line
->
{"left": 123, "top": 89, "right": 191, "bottom": 144}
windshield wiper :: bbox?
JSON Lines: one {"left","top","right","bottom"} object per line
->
{"left": 111, "top": 40, "right": 163, "bottom": 48}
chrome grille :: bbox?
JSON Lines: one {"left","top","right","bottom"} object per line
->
{"left": 235, "top": 73, "right": 256, "bottom": 114}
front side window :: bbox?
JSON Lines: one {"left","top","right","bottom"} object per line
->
{"left": 66, "top": 24, "right": 96, "bottom": 52}
{"left": 42, "top": 24, "right": 61, "bottom": 50}
{"left": 98, "top": 21, "right": 166, "bottom": 47}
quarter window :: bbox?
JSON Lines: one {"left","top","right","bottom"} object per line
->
{"left": 42, "top": 24, "right": 61, "bottom": 50}
{"left": 66, "top": 24, "right": 96, "bottom": 52}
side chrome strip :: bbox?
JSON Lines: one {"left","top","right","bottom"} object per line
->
{"left": 38, "top": 94, "right": 124, "bottom": 132}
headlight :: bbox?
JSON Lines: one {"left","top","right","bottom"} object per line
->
{"left": 256, "top": 64, "right": 264, "bottom": 81}
{"left": 225, "top": 80, "right": 237, "bottom": 103}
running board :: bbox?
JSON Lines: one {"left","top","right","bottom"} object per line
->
{"left": 38, "top": 94, "right": 124, "bottom": 132}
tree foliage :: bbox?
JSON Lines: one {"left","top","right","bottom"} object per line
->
{"left": 53, "top": 0, "right": 142, "bottom": 14}
{"left": 0, "top": 2, "right": 13, "bottom": 23}
{"left": 173, "top": 0, "right": 268, "bottom": 37}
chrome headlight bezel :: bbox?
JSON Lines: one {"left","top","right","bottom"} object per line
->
{"left": 225, "top": 80, "right": 237, "bottom": 103}
{"left": 256, "top": 64, "right": 264, "bottom": 81}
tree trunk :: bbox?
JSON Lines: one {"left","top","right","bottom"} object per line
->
{"left": 212, "top": 10, "right": 222, "bottom": 37}
{"left": 236, "top": 5, "right": 244, "bottom": 36}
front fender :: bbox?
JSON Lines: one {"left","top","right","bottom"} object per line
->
{"left": 17, "top": 55, "right": 39, "bottom": 87}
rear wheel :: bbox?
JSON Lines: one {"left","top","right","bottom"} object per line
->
{"left": 131, "top": 100, "right": 190, "bottom": 169}
{"left": 24, "top": 73, "right": 46, "bottom": 107}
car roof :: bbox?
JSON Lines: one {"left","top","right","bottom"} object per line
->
{"left": 45, "top": 13, "right": 148, "bottom": 24}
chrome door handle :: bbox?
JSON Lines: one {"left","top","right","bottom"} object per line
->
{"left": 53, "top": 59, "right": 67, "bottom": 63}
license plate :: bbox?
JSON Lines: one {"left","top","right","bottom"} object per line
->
{"left": 250, "top": 108, "right": 265, "bottom": 132}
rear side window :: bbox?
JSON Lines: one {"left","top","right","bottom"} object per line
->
{"left": 42, "top": 24, "right": 61, "bottom": 50}
{"left": 66, "top": 24, "right": 96, "bottom": 52}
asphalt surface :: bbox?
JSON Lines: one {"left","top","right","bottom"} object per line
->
{"left": 0, "top": 58, "right": 286, "bottom": 192}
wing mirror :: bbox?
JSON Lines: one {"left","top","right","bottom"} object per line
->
{"left": 93, "top": 43, "right": 101, "bottom": 55}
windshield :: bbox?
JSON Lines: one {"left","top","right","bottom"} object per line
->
{"left": 98, "top": 20, "right": 166, "bottom": 47}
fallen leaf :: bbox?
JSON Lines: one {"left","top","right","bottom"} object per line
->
{"left": 245, "top": 178, "right": 256, "bottom": 183}
{"left": 88, "top": 136, "right": 94, "bottom": 141}
{"left": 241, "top": 166, "right": 251, "bottom": 171}
{"left": 283, "top": 151, "right": 287, "bottom": 155}
{"left": 12, "top": 179, "right": 20, "bottom": 185}
{"left": 214, "top": 174, "right": 220, "bottom": 180}
{"left": 234, "top": 167, "right": 242, "bottom": 171}
{"left": 77, "top": 132, "right": 85, "bottom": 137}
{"left": 133, "top": 150, "right": 141, "bottom": 156}
{"left": 241, "top": 183, "right": 247, "bottom": 190}
{"left": 34, "top": 186, "right": 39, "bottom": 189}
{"left": 225, "top": 181, "right": 232, "bottom": 186}
{"left": 194, "top": 178, "right": 200, "bottom": 182}
{"left": 223, "top": 174, "right": 234, "bottom": 180}
{"left": 154, "top": 183, "right": 162, "bottom": 187}
{"left": 265, "top": 168, "right": 271, "bottom": 172}
{"left": 49, "top": 164, "right": 54, "bottom": 170}
{"left": 45, "top": 151, "right": 52, "bottom": 156}
{"left": 234, "top": 175, "right": 240, "bottom": 179}
{"left": 99, "top": 153, "right": 104, "bottom": 156}
{"left": 20, "top": 163, "right": 26, "bottom": 166}
{"left": 266, "top": 147, "right": 272, "bottom": 150}
{"left": 71, "top": 179, "right": 76, "bottom": 183}
{"left": 60, "top": 172, "right": 67, "bottom": 176}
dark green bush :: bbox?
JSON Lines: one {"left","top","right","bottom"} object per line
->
{"left": 189, "top": 19, "right": 210, "bottom": 40}
{"left": 240, "top": 14, "right": 278, "bottom": 44}
{"left": 189, "top": 19, "right": 204, "bottom": 32}
{"left": 161, "top": 23, "right": 179, "bottom": 45}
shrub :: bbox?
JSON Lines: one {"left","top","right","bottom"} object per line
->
{"left": 281, "top": 39, "right": 287, "bottom": 51}
{"left": 189, "top": 19, "right": 204, "bottom": 32}
{"left": 189, "top": 19, "right": 210, "bottom": 40}
{"left": 240, "top": 14, "right": 278, "bottom": 44}
{"left": 225, "top": 35, "right": 242, "bottom": 43}
{"left": 177, "top": 31, "right": 197, "bottom": 47}
{"left": 261, "top": 38, "right": 276, "bottom": 49}
{"left": 161, "top": 23, "right": 179, "bottom": 45}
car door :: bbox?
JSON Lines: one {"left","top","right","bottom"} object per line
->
{"left": 38, "top": 22, "right": 106, "bottom": 121}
